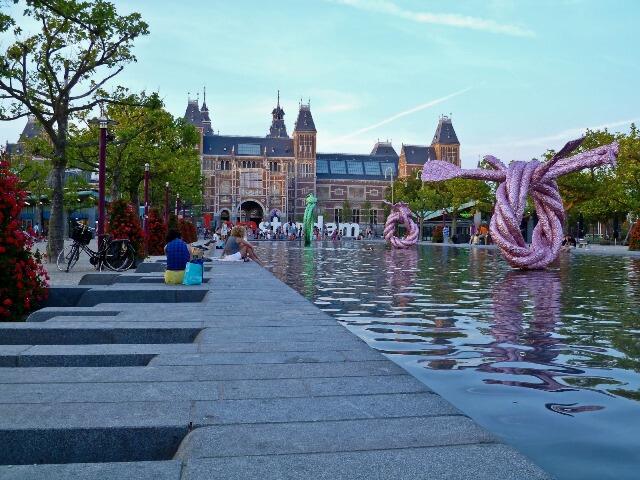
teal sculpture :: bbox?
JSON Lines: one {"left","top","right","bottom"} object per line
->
{"left": 303, "top": 193, "right": 317, "bottom": 247}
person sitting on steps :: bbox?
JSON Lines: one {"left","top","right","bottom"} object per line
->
{"left": 221, "top": 225, "right": 264, "bottom": 266}
{"left": 164, "top": 229, "right": 191, "bottom": 284}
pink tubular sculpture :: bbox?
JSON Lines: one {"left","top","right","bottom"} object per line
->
{"left": 384, "top": 201, "right": 419, "bottom": 248}
{"left": 422, "top": 139, "right": 619, "bottom": 269}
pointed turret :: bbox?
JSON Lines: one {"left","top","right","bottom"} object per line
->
{"left": 293, "top": 102, "right": 316, "bottom": 133}
{"left": 432, "top": 115, "right": 459, "bottom": 145}
{"left": 183, "top": 95, "right": 202, "bottom": 128}
{"left": 19, "top": 115, "right": 43, "bottom": 142}
{"left": 200, "top": 87, "right": 214, "bottom": 136}
{"left": 431, "top": 115, "right": 460, "bottom": 166}
{"left": 267, "top": 90, "right": 289, "bottom": 138}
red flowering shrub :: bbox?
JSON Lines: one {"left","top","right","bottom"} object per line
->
{"left": 179, "top": 219, "right": 197, "bottom": 243}
{"left": 147, "top": 208, "right": 167, "bottom": 255}
{"left": 0, "top": 162, "right": 49, "bottom": 321}
{"left": 432, "top": 225, "right": 444, "bottom": 243}
{"left": 107, "top": 199, "right": 144, "bottom": 259}
{"left": 629, "top": 220, "right": 640, "bottom": 251}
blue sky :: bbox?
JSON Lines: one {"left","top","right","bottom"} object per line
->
{"left": 3, "top": 0, "right": 639, "bottom": 167}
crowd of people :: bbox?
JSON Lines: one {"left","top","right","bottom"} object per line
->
{"left": 203, "top": 222, "right": 378, "bottom": 242}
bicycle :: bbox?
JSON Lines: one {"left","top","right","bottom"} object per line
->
{"left": 56, "top": 222, "right": 136, "bottom": 272}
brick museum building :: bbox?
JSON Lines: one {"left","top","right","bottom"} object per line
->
{"left": 191, "top": 93, "right": 461, "bottom": 229}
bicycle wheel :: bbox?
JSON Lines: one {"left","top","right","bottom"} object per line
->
{"left": 103, "top": 241, "right": 136, "bottom": 272}
{"left": 56, "top": 244, "right": 80, "bottom": 272}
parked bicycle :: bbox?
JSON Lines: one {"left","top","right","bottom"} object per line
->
{"left": 56, "top": 222, "right": 136, "bottom": 272}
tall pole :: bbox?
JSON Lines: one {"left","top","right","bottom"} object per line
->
{"left": 176, "top": 193, "right": 180, "bottom": 217}
{"left": 143, "top": 163, "right": 150, "bottom": 254}
{"left": 97, "top": 117, "right": 108, "bottom": 248}
{"left": 164, "top": 182, "right": 169, "bottom": 225}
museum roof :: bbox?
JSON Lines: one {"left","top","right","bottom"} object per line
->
{"left": 20, "top": 115, "right": 44, "bottom": 140}
{"left": 316, "top": 153, "right": 398, "bottom": 180}
{"left": 184, "top": 99, "right": 202, "bottom": 127}
{"left": 401, "top": 145, "right": 437, "bottom": 165}
{"left": 432, "top": 115, "right": 459, "bottom": 145}
{"left": 202, "top": 135, "right": 294, "bottom": 157}
{"left": 370, "top": 141, "right": 398, "bottom": 158}
{"left": 294, "top": 104, "right": 316, "bottom": 132}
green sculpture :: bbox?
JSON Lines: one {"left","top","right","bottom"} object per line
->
{"left": 303, "top": 193, "right": 317, "bottom": 247}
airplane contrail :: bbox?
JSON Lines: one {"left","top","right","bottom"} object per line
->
{"left": 335, "top": 86, "right": 473, "bottom": 142}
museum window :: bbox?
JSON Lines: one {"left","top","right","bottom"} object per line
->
{"left": 370, "top": 209, "right": 378, "bottom": 225}
{"left": 334, "top": 208, "right": 342, "bottom": 223}
{"left": 352, "top": 209, "right": 360, "bottom": 224}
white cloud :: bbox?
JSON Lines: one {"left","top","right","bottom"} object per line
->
{"left": 329, "top": 86, "right": 472, "bottom": 144}
{"left": 327, "top": 0, "right": 535, "bottom": 37}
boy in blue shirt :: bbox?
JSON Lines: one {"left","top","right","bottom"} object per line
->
{"left": 164, "top": 229, "right": 191, "bottom": 284}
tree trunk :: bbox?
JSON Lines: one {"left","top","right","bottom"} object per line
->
{"left": 47, "top": 162, "right": 66, "bottom": 261}
{"left": 419, "top": 216, "right": 424, "bottom": 242}
{"left": 130, "top": 189, "right": 140, "bottom": 212}
{"left": 451, "top": 208, "right": 458, "bottom": 238}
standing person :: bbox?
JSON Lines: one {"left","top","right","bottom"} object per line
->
{"left": 164, "top": 229, "right": 191, "bottom": 284}
{"left": 221, "top": 226, "right": 264, "bottom": 266}
{"left": 443, "top": 225, "right": 450, "bottom": 243}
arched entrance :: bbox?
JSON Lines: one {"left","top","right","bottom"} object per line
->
{"left": 240, "top": 200, "right": 264, "bottom": 225}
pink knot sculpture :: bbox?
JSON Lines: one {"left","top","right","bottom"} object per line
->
{"left": 422, "top": 139, "right": 619, "bottom": 269}
{"left": 384, "top": 201, "right": 419, "bottom": 248}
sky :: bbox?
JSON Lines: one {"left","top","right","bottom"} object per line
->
{"left": 2, "top": 0, "right": 639, "bottom": 167}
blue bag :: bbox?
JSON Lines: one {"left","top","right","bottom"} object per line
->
{"left": 182, "top": 261, "right": 203, "bottom": 285}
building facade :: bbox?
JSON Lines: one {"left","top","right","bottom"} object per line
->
{"left": 185, "top": 94, "right": 461, "bottom": 228}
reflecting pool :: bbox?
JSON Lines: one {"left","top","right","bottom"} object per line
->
{"left": 255, "top": 241, "right": 640, "bottom": 480}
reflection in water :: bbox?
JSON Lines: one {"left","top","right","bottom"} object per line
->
{"left": 255, "top": 242, "right": 640, "bottom": 480}
{"left": 479, "top": 271, "right": 582, "bottom": 392}
{"left": 384, "top": 248, "right": 418, "bottom": 308}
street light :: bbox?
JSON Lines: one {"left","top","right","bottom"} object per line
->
{"left": 89, "top": 110, "right": 117, "bottom": 248}
{"left": 164, "top": 182, "right": 169, "bottom": 224}
{"left": 175, "top": 193, "right": 181, "bottom": 217}
{"left": 143, "top": 163, "right": 150, "bottom": 254}
{"left": 384, "top": 166, "right": 394, "bottom": 204}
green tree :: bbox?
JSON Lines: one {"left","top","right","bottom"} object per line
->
{"left": 10, "top": 138, "right": 52, "bottom": 228}
{"left": 342, "top": 199, "right": 352, "bottom": 222}
{"left": 0, "top": 0, "right": 149, "bottom": 258}
{"left": 361, "top": 200, "right": 372, "bottom": 224}
{"left": 70, "top": 92, "right": 202, "bottom": 208}
{"left": 549, "top": 127, "right": 639, "bottom": 238}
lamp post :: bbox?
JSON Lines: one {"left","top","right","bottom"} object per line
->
{"left": 164, "top": 182, "right": 169, "bottom": 224}
{"left": 176, "top": 193, "right": 181, "bottom": 217}
{"left": 89, "top": 111, "right": 116, "bottom": 248}
{"left": 143, "top": 163, "right": 150, "bottom": 254}
{"left": 384, "top": 166, "right": 394, "bottom": 204}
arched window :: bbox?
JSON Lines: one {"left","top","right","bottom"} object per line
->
{"left": 225, "top": 160, "right": 230, "bottom": 170}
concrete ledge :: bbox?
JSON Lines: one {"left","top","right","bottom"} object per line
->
{"left": 78, "top": 274, "right": 121, "bottom": 286}
{"left": 42, "top": 287, "right": 91, "bottom": 308}
{"left": 0, "top": 426, "right": 187, "bottom": 465}
{"left": 27, "top": 310, "right": 120, "bottom": 323}
{"left": 0, "top": 461, "right": 182, "bottom": 480}
{"left": 0, "top": 326, "right": 201, "bottom": 345}
{"left": 0, "top": 353, "right": 156, "bottom": 368}
{"left": 180, "top": 444, "right": 550, "bottom": 480}
{"left": 76, "top": 288, "right": 208, "bottom": 307}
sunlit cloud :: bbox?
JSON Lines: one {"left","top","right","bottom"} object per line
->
{"left": 327, "top": 0, "right": 535, "bottom": 37}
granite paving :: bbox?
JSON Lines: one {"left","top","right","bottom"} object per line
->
{"left": 0, "top": 258, "right": 552, "bottom": 479}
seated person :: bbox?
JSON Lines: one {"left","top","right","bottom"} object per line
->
{"left": 221, "top": 226, "right": 264, "bottom": 266}
{"left": 164, "top": 229, "right": 191, "bottom": 284}
{"left": 561, "top": 235, "right": 576, "bottom": 251}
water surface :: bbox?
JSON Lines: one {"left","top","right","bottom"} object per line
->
{"left": 255, "top": 241, "right": 640, "bottom": 480}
